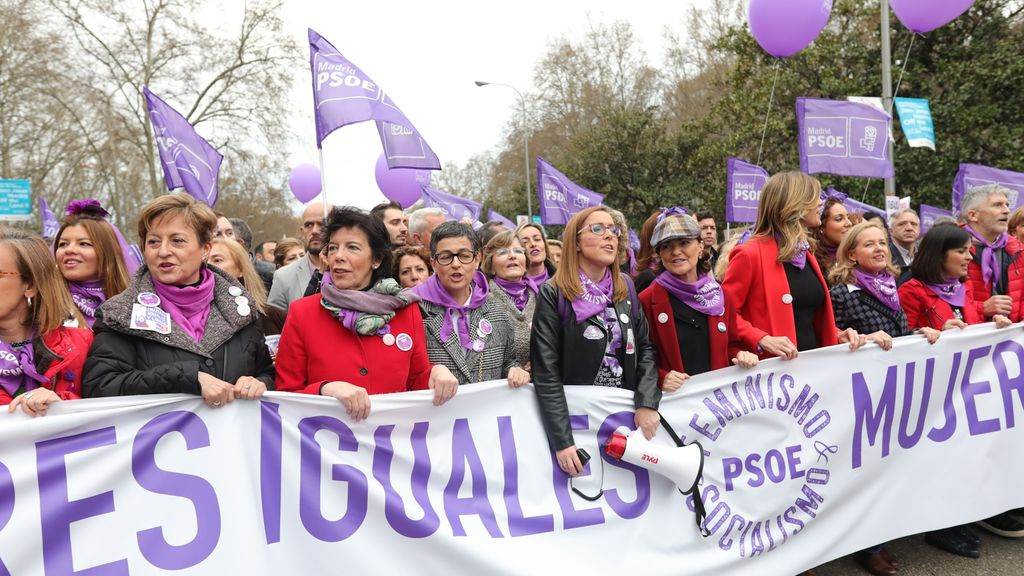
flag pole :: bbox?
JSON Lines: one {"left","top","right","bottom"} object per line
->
{"left": 318, "top": 146, "right": 328, "bottom": 222}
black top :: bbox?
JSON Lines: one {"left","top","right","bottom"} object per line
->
{"left": 634, "top": 268, "right": 657, "bottom": 294}
{"left": 784, "top": 262, "right": 825, "bottom": 351}
{"left": 669, "top": 294, "right": 711, "bottom": 376}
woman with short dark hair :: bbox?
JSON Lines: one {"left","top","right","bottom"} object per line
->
{"left": 83, "top": 192, "right": 273, "bottom": 405}
{"left": 275, "top": 207, "right": 458, "bottom": 420}
{"left": 413, "top": 221, "right": 528, "bottom": 386}
{"left": 392, "top": 244, "right": 432, "bottom": 289}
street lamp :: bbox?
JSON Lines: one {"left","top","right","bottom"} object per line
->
{"left": 474, "top": 80, "right": 533, "bottom": 220}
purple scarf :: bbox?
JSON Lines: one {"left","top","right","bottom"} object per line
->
{"left": 527, "top": 268, "right": 549, "bottom": 285}
{"left": 924, "top": 280, "right": 967, "bottom": 308}
{"left": 654, "top": 271, "right": 725, "bottom": 316}
{"left": 0, "top": 337, "right": 48, "bottom": 397}
{"left": 965, "top": 225, "right": 1007, "bottom": 289}
{"left": 152, "top": 268, "right": 215, "bottom": 342}
{"left": 493, "top": 276, "right": 538, "bottom": 312}
{"left": 319, "top": 276, "right": 416, "bottom": 335}
{"left": 412, "top": 271, "right": 490, "bottom": 351}
{"left": 853, "top": 270, "right": 900, "bottom": 311}
{"left": 69, "top": 280, "right": 107, "bottom": 327}
{"left": 573, "top": 269, "right": 613, "bottom": 322}
{"left": 777, "top": 235, "right": 810, "bottom": 269}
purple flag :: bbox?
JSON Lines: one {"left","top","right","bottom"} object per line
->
{"left": 143, "top": 87, "right": 223, "bottom": 206}
{"left": 628, "top": 228, "right": 640, "bottom": 252}
{"left": 38, "top": 197, "right": 59, "bottom": 240}
{"left": 797, "top": 97, "right": 894, "bottom": 179}
{"left": 309, "top": 29, "right": 440, "bottom": 170}
{"left": 375, "top": 120, "right": 441, "bottom": 170}
{"left": 951, "top": 163, "right": 1024, "bottom": 213}
{"left": 536, "top": 157, "right": 604, "bottom": 226}
{"left": 488, "top": 210, "right": 515, "bottom": 229}
{"left": 919, "top": 203, "right": 954, "bottom": 234}
{"left": 829, "top": 187, "right": 885, "bottom": 216}
{"left": 420, "top": 186, "right": 483, "bottom": 222}
{"left": 725, "top": 157, "right": 769, "bottom": 223}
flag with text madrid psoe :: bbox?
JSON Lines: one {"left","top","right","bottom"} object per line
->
{"left": 536, "top": 157, "right": 604, "bottom": 226}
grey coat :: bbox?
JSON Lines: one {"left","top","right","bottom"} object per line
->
{"left": 419, "top": 293, "right": 519, "bottom": 385}
{"left": 487, "top": 279, "right": 536, "bottom": 368}
{"left": 267, "top": 255, "right": 314, "bottom": 311}
{"left": 83, "top": 265, "right": 275, "bottom": 397}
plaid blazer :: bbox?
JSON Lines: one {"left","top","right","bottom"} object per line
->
{"left": 419, "top": 294, "right": 519, "bottom": 385}
{"left": 830, "top": 284, "right": 910, "bottom": 337}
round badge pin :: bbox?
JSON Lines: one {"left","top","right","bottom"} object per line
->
{"left": 228, "top": 286, "right": 243, "bottom": 297}
{"left": 478, "top": 319, "right": 493, "bottom": 336}
{"left": 137, "top": 292, "right": 160, "bottom": 307}
{"left": 237, "top": 304, "right": 251, "bottom": 317}
{"left": 782, "top": 294, "right": 794, "bottom": 305}
{"left": 717, "top": 322, "right": 727, "bottom": 333}
{"left": 472, "top": 339, "right": 485, "bottom": 352}
{"left": 395, "top": 333, "right": 413, "bottom": 352}
{"left": 619, "top": 313, "right": 630, "bottom": 324}
{"left": 382, "top": 333, "right": 396, "bottom": 346}
{"left": 657, "top": 312, "right": 669, "bottom": 324}
{"left": 234, "top": 295, "right": 248, "bottom": 306}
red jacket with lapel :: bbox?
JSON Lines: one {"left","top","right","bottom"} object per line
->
{"left": 898, "top": 278, "right": 981, "bottom": 330}
{"left": 722, "top": 236, "right": 839, "bottom": 357}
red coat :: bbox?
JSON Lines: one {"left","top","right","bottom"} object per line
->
{"left": 965, "top": 234, "right": 1024, "bottom": 322}
{"left": 898, "top": 278, "right": 981, "bottom": 330}
{"left": 722, "top": 236, "right": 839, "bottom": 357}
{"left": 0, "top": 327, "right": 93, "bottom": 405}
{"left": 275, "top": 295, "right": 431, "bottom": 396}
{"left": 639, "top": 281, "right": 737, "bottom": 387}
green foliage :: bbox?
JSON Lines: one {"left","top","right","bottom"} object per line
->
{"left": 477, "top": 0, "right": 1023, "bottom": 233}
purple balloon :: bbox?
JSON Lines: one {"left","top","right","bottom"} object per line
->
{"left": 890, "top": 0, "right": 973, "bottom": 34}
{"left": 748, "top": 0, "right": 833, "bottom": 58}
{"left": 288, "top": 164, "right": 322, "bottom": 203}
{"left": 374, "top": 154, "right": 429, "bottom": 209}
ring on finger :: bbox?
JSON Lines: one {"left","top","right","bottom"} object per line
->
{"left": 213, "top": 401, "right": 222, "bottom": 406}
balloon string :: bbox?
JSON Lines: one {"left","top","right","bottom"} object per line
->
{"left": 756, "top": 59, "right": 781, "bottom": 167}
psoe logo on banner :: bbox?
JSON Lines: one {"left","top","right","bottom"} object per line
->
{"left": 684, "top": 370, "right": 837, "bottom": 558}
{"left": 543, "top": 182, "right": 566, "bottom": 205}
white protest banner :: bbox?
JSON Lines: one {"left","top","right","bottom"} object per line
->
{"left": 2, "top": 324, "right": 1023, "bottom": 575}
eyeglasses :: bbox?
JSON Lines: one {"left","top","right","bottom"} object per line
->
{"left": 495, "top": 248, "right": 526, "bottom": 258}
{"left": 577, "top": 223, "right": 622, "bottom": 237}
{"left": 434, "top": 250, "right": 477, "bottom": 266}
{"left": 0, "top": 271, "right": 19, "bottom": 277}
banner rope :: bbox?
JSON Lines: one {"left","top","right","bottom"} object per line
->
{"left": 755, "top": 59, "right": 782, "bottom": 167}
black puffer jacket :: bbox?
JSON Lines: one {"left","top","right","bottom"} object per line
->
{"left": 530, "top": 279, "right": 661, "bottom": 451}
{"left": 83, "top": 265, "right": 275, "bottom": 397}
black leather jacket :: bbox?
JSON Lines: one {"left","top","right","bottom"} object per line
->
{"left": 530, "top": 281, "right": 661, "bottom": 451}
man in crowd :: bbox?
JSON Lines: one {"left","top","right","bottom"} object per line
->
{"left": 214, "top": 214, "right": 235, "bottom": 240}
{"left": 888, "top": 208, "right": 920, "bottom": 285}
{"left": 370, "top": 201, "right": 409, "bottom": 247}
{"left": 230, "top": 217, "right": 274, "bottom": 292}
{"left": 409, "top": 207, "right": 446, "bottom": 248}
{"left": 476, "top": 220, "right": 510, "bottom": 246}
{"left": 269, "top": 201, "right": 331, "bottom": 310}
{"left": 696, "top": 211, "right": 719, "bottom": 269}
{"left": 254, "top": 240, "right": 277, "bottom": 264}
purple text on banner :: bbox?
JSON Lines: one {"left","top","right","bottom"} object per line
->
{"left": 919, "top": 204, "right": 954, "bottom": 234}
{"left": 536, "top": 157, "right": 604, "bottom": 226}
{"left": 420, "top": 186, "right": 483, "bottom": 222}
{"left": 951, "top": 163, "right": 1024, "bottom": 214}
{"left": 797, "top": 97, "right": 894, "bottom": 179}
{"left": 725, "top": 157, "right": 770, "bottom": 223}
{"left": 488, "top": 210, "right": 515, "bottom": 229}
{"left": 143, "top": 87, "right": 223, "bottom": 207}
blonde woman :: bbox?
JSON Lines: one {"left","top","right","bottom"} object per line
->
{"left": 210, "top": 237, "right": 288, "bottom": 338}
{"left": 722, "top": 171, "right": 864, "bottom": 360}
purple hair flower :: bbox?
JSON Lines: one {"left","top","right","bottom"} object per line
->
{"left": 65, "top": 199, "right": 110, "bottom": 219}
{"left": 657, "top": 206, "right": 689, "bottom": 223}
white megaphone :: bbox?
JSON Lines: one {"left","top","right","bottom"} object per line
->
{"left": 604, "top": 427, "right": 704, "bottom": 495}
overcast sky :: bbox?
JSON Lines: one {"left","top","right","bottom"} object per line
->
{"left": 281, "top": 1, "right": 707, "bottom": 212}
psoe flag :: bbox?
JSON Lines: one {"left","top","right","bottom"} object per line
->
{"left": 143, "top": 87, "right": 223, "bottom": 207}
{"left": 951, "top": 163, "right": 1024, "bottom": 214}
{"left": 309, "top": 29, "right": 440, "bottom": 172}
{"left": 420, "top": 186, "right": 483, "bottom": 222}
{"left": 894, "top": 97, "right": 936, "bottom": 150}
{"left": 919, "top": 203, "right": 954, "bottom": 234}
{"left": 797, "top": 97, "right": 895, "bottom": 179}
{"left": 487, "top": 210, "right": 516, "bottom": 229}
{"left": 536, "top": 157, "right": 604, "bottom": 226}
{"left": 725, "top": 157, "right": 769, "bottom": 224}
{"left": 38, "top": 196, "right": 59, "bottom": 240}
